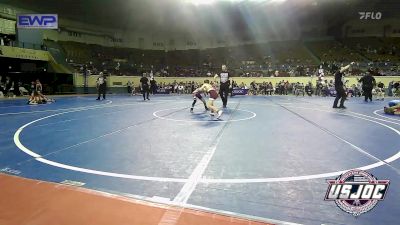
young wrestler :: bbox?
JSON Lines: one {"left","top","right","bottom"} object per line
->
{"left": 384, "top": 100, "right": 400, "bottom": 115}
{"left": 193, "top": 80, "right": 223, "bottom": 119}
{"left": 27, "top": 89, "right": 54, "bottom": 105}
{"left": 190, "top": 89, "right": 209, "bottom": 113}
{"left": 27, "top": 92, "right": 40, "bottom": 105}
{"left": 31, "top": 79, "right": 54, "bottom": 104}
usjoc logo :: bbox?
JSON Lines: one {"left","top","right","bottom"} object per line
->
{"left": 325, "top": 170, "right": 389, "bottom": 216}
{"left": 17, "top": 14, "right": 58, "bottom": 29}
{"left": 359, "top": 12, "right": 382, "bottom": 20}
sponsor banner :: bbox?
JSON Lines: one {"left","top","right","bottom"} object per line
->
{"left": 232, "top": 88, "right": 248, "bottom": 95}
{"left": 17, "top": 14, "right": 58, "bottom": 29}
{"left": 156, "top": 89, "right": 170, "bottom": 94}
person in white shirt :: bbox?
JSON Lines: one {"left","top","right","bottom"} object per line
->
{"left": 318, "top": 65, "right": 324, "bottom": 78}
{"left": 178, "top": 84, "right": 184, "bottom": 94}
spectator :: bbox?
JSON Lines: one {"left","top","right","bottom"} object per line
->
{"left": 0, "top": 75, "right": 4, "bottom": 97}
{"left": 127, "top": 80, "right": 132, "bottom": 94}
{"left": 150, "top": 77, "right": 157, "bottom": 95}
{"left": 359, "top": 68, "right": 376, "bottom": 102}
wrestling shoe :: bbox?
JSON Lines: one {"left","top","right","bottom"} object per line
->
{"left": 216, "top": 110, "right": 223, "bottom": 119}
{"left": 190, "top": 108, "right": 194, "bottom": 113}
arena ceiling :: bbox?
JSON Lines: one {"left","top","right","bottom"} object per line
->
{"left": 3, "top": 0, "right": 397, "bottom": 34}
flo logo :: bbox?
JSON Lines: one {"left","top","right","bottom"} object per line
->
{"left": 325, "top": 170, "right": 389, "bottom": 216}
{"left": 359, "top": 12, "right": 382, "bottom": 20}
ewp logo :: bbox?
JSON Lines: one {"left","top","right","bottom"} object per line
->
{"left": 359, "top": 12, "right": 382, "bottom": 20}
{"left": 17, "top": 14, "right": 58, "bottom": 29}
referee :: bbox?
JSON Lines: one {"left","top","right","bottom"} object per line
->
{"left": 214, "top": 64, "right": 230, "bottom": 108}
{"left": 333, "top": 62, "right": 354, "bottom": 109}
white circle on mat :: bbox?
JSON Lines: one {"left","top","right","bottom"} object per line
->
{"left": 12, "top": 103, "right": 400, "bottom": 183}
{"left": 153, "top": 107, "right": 256, "bottom": 123}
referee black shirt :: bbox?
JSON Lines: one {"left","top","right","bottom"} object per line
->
{"left": 334, "top": 71, "right": 343, "bottom": 88}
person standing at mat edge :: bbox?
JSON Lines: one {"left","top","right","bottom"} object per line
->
{"left": 359, "top": 68, "right": 376, "bottom": 102}
{"left": 96, "top": 72, "right": 106, "bottom": 100}
{"left": 140, "top": 73, "right": 150, "bottom": 101}
{"left": 214, "top": 64, "right": 230, "bottom": 108}
{"left": 333, "top": 62, "right": 354, "bottom": 109}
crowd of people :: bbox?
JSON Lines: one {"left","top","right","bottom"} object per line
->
{"left": 61, "top": 38, "right": 400, "bottom": 79}
{"left": 74, "top": 59, "right": 399, "bottom": 82}
{"left": 123, "top": 74, "right": 400, "bottom": 101}
{"left": 0, "top": 76, "right": 34, "bottom": 98}
{"left": 0, "top": 75, "right": 18, "bottom": 98}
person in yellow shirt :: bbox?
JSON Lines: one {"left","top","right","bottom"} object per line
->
{"left": 193, "top": 80, "right": 223, "bottom": 119}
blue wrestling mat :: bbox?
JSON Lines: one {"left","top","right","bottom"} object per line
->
{"left": 1, "top": 95, "right": 400, "bottom": 225}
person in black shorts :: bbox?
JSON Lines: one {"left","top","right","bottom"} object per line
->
{"left": 96, "top": 73, "right": 106, "bottom": 100}
{"left": 150, "top": 77, "right": 157, "bottom": 95}
{"left": 190, "top": 91, "right": 208, "bottom": 113}
{"left": 333, "top": 62, "right": 354, "bottom": 109}
{"left": 359, "top": 68, "right": 376, "bottom": 102}
{"left": 214, "top": 64, "right": 230, "bottom": 108}
{"left": 140, "top": 73, "right": 150, "bottom": 101}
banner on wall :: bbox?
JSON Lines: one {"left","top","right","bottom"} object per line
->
{"left": 156, "top": 89, "right": 170, "bottom": 94}
{"left": 0, "top": 45, "right": 49, "bottom": 61}
{"left": 17, "top": 14, "right": 58, "bottom": 29}
{"left": 232, "top": 88, "right": 248, "bottom": 95}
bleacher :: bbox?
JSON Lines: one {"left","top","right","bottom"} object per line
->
{"left": 56, "top": 37, "right": 400, "bottom": 77}
{"left": 306, "top": 40, "right": 365, "bottom": 63}
{"left": 341, "top": 37, "right": 399, "bottom": 62}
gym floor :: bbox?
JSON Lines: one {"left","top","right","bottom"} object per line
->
{"left": 0, "top": 94, "right": 399, "bottom": 225}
